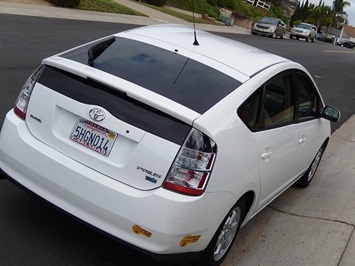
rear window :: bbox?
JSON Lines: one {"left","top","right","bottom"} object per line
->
{"left": 61, "top": 37, "right": 241, "bottom": 114}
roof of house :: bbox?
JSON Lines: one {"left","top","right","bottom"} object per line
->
{"left": 344, "top": 25, "right": 355, "bottom": 38}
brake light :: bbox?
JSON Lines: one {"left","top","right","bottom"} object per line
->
{"left": 14, "top": 66, "right": 43, "bottom": 120}
{"left": 163, "top": 128, "right": 217, "bottom": 196}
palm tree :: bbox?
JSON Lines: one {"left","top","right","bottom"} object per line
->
{"left": 332, "top": 0, "right": 350, "bottom": 27}
{"left": 325, "top": 0, "right": 350, "bottom": 35}
{"left": 308, "top": 4, "right": 332, "bottom": 30}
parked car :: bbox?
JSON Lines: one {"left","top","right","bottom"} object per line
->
{"left": 336, "top": 40, "right": 355, "bottom": 49}
{"left": 251, "top": 16, "right": 286, "bottom": 38}
{"left": 316, "top": 33, "right": 326, "bottom": 41}
{"left": 0, "top": 24, "right": 340, "bottom": 266}
{"left": 290, "top": 22, "right": 317, "bottom": 42}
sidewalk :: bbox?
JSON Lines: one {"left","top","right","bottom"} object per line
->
{"left": 0, "top": 1, "right": 250, "bottom": 34}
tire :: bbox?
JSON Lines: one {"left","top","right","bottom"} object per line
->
{"left": 290, "top": 34, "right": 293, "bottom": 39}
{"left": 306, "top": 36, "right": 309, "bottom": 42}
{"left": 197, "top": 199, "right": 246, "bottom": 266}
{"left": 295, "top": 144, "right": 326, "bottom": 188}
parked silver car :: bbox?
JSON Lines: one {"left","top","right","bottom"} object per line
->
{"left": 290, "top": 22, "right": 317, "bottom": 42}
{"left": 251, "top": 17, "right": 286, "bottom": 39}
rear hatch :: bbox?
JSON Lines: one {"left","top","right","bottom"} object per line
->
{"left": 24, "top": 35, "right": 241, "bottom": 190}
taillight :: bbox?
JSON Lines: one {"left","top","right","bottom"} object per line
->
{"left": 14, "top": 66, "right": 43, "bottom": 120}
{"left": 163, "top": 128, "right": 217, "bottom": 196}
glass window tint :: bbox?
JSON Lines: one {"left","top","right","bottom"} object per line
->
{"left": 237, "top": 89, "right": 262, "bottom": 131}
{"left": 295, "top": 72, "right": 321, "bottom": 120}
{"left": 61, "top": 37, "right": 241, "bottom": 114}
{"left": 262, "top": 73, "right": 294, "bottom": 127}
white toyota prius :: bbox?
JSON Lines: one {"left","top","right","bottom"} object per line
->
{"left": 0, "top": 24, "right": 340, "bottom": 266}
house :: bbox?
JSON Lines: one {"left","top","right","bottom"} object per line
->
{"left": 339, "top": 25, "right": 355, "bottom": 42}
{"left": 319, "top": 25, "right": 355, "bottom": 43}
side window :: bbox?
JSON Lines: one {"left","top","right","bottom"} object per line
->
{"left": 295, "top": 72, "right": 323, "bottom": 120}
{"left": 237, "top": 89, "right": 262, "bottom": 131}
{"left": 262, "top": 73, "right": 294, "bottom": 128}
{"left": 238, "top": 72, "right": 295, "bottom": 131}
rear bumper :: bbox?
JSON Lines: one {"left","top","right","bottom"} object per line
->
{"left": 0, "top": 168, "right": 202, "bottom": 265}
{"left": 0, "top": 111, "right": 235, "bottom": 260}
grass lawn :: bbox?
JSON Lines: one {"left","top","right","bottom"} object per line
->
{"left": 141, "top": 3, "right": 223, "bottom": 25}
{"left": 77, "top": 0, "right": 147, "bottom": 16}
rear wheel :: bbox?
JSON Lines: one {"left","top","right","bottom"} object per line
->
{"left": 295, "top": 144, "right": 325, "bottom": 188}
{"left": 197, "top": 199, "right": 245, "bottom": 266}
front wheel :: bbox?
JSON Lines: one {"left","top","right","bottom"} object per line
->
{"left": 197, "top": 199, "right": 245, "bottom": 266}
{"left": 295, "top": 144, "right": 326, "bottom": 188}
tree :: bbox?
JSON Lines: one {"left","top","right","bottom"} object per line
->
{"left": 290, "top": 1, "right": 301, "bottom": 26}
{"left": 308, "top": 3, "right": 332, "bottom": 31}
{"left": 332, "top": 0, "right": 350, "bottom": 27}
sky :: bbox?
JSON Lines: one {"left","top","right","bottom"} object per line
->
{"left": 307, "top": 0, "right": 355, "bottom": 26}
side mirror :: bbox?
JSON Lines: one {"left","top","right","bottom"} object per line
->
{"left": 321, "top": 106, "right": 341, "bottom": 122}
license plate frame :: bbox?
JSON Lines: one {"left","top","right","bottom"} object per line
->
{"left": 70, "top": 117, "right": 117, "bottom": 157}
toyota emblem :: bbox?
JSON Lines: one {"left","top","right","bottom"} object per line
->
{"left": 89, "top": 108, "right": 105, "bottom": 121}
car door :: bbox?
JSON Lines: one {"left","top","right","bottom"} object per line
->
{"left": 254, "top": 72, "right": 299, "bottom": 211}
{"left": 310, "top": 26, "right": 317, "bottom": 39}
{"left": 276, "top": 20, "right": 285, "bottom": 36}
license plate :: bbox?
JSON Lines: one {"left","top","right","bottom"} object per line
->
{"left": 70, "top": 117, "right": 117, "bottom": 157}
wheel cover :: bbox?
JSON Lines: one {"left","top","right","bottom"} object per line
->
{"left": 213, "top": 206, "right": 241, "bottom": 261}
{"left": 308, "top": 148, "right": 323, "bottom": 181}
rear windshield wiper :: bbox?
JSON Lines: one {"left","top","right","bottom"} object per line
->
{"left": 88, "top": 36, "right": 116, "bottom": 67}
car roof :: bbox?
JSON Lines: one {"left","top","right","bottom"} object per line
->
{"left": 117, "top": 24, "right": 289, "bottom": 80}
{"left": 260, "top": 17, "right": 280, "bottom": 21}
{"left": 297, "top": 22, "right": 316, "bottom": 27}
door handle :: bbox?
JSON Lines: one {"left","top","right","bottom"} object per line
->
{"left": 261, "top": 148, "right": 272, "bottom": 160}
{"left": 299, "top": 135, "right": 306, "bottom": 145}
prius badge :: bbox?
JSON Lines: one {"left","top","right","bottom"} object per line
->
{"left": 89, "top": 108, "right": 105, "bottom": 121}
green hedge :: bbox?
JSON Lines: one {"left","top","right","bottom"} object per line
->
{"left": 46, "top": 0, "right": 80, "bottom": 8}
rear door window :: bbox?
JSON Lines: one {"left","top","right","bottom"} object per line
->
{"left": 238, "top": 71, "right": 295, "bottom": 131}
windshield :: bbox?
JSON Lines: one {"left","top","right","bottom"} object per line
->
{"left": 259, "top": 17, "right": 278, "bottom": 25}
{"left": 297, "top": 23, "right": 312, "bottom": 30}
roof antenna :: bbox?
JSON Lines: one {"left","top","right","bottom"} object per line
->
{"left": 192, "top": 0, "right": 199, "bottom": 46}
